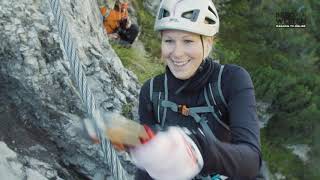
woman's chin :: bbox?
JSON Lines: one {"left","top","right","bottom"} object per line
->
{"left": 172, "top": 71, "right": 192, "bottom": 80}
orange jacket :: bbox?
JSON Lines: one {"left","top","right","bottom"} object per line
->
{"left": 100, "top": 5, "right": 128, "bottom": 34}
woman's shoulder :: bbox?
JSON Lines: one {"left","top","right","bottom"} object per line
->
{"left": 223, "top": 63, "right": 249, "bottom": 75}
{"left": 218, "top": 63, "right": 254, "bottom": 99}
{"left": 221, "top": 63, "right": 252, "bottom": 82}
{"left": 140, "top": 73, "right": 166, "bottom": 94}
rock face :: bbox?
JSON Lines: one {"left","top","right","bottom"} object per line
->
{"left": 256, "top": 102, "right": 273, "bottom": 128}
{"left": 286, "top": 144, "right": 311, "bottom": 163}
{"left": 143, "top": 0, "right": 161, "bottom": 16}
{"left": 0, "top": 141, "right": 64, "bottom": 180}
{"left": 0, "top": 0, "right": 139, "bottom": 179}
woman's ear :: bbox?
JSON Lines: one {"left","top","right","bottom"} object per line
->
{"left": 207, "top": 36, "right": 214, "bottom": 48}
{"left": 204, "top": 36, "right": 214, "bottom": 57}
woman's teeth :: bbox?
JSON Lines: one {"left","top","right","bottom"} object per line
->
{"left": 172, "top": 60, "right": 190, "bottom": 66}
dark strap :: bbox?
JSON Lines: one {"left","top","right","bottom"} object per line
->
{"left": 208, "top": 83, "right": 222, "bottom": 116}
{"left": 205, "top": 64, "right": 229, "bottom": 130}
{"left": 149, "top": 74, "right": 168, "bottom": 127}
{"left": 150, "top": 76, "right": 162, "bottom": 124}
{"left": 149, "top": 63, "right": 229, "bottom": 130}
{"left": 161, "top": 100, "right": 215, "bottom": 123}
{"left": 149, "top": 77, "right": 154, "bottom": 102}
{"left": 211, "top": 65, "right": 228, "bottom": 113}
{"left": 218, "top": 65, "right": 228, "bottom": 108}
{"left": 204, "top": 86, "right": 230, "bottom": 131}
{"left": 161, "top": 73, "right": 168, "bottom": 127}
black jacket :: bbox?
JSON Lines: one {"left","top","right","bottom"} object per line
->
{"left": 136, "top": 59, "right": 261, "bottom": 179}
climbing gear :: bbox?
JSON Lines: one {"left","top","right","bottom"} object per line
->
{"left": 154, "top": 0, "right": 219, "bottom": 36}
{"left": 178, "top": 104, "right": 189, "bottom": 116}
{"left": 48, "top": 0, "right": 129, "bottom": 179}
{"left": 150, "top": 63, "right": 229, "bottom": 131}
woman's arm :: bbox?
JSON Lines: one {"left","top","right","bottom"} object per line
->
{"left": 201, "top": 65, "right": 261, "bottom": 178}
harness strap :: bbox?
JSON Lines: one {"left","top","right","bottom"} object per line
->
{"left": 189, "top": 110, "right": 206, "bottom": 123}
{"left": 204, "top": 86, "right": 230, "bottom": 131}
{"left": 157, "top": 92, "right": 161, "bottom": 123}
{"left": 208, "top": 83, "right": 222, "bottom": 116}
{"left": 217, "top": 65, "right": 228, "bottom": 108}
{"left": 162, "top": 100, "right": 214, "bottom": 139}
{"left": 161, "top": 100, "right": 215, "bottom": 123}
{"left": 161, "top": 73, "right": 169, "bottom": 127}
{"left": 149, "top": 78, "right": 154, "bottom": 102}
{"left": 149, "top": 64, "right": 229, "bottom": 129}
{"left": 196, "top": 174, "right": 223, "bottom": 180}
{"left": 161, "top": 101, "right": 214, "bottom": 113}
{"left": 161, "top": 100, "right": 178, "bottom": 111}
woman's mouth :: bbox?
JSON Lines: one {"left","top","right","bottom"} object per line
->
{"left": 171, "top": 59, "right": 191, "bottom": 67}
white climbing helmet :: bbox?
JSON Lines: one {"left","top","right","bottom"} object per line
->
{"left": 154, "top": 0, "right": 219, "bottom": 36}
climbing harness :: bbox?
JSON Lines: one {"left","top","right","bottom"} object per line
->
{"left": 48, "top": 0, "right": 128, "bottom": 179}
{"left": 150, "top": 64, "right": 230, "bottom": 131}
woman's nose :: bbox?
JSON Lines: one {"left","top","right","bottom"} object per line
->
{"left": 171, "top": 43, "right": 184, "bottom": 58}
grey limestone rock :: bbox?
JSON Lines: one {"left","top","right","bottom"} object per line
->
{"left": 0, "top": 0, "right": 139, "bottom": 179}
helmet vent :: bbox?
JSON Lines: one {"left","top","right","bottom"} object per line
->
{"left": 158, "top": 8, "right": 170, "bottom": 19}
{"left": 208, "top": 6, "right": 217, "bottom": 18}
{"left": 181, "top": 9, "right": 200, "bottom": 22}
{"left": 204, "top": 17, "right": 216, "bottom": 24}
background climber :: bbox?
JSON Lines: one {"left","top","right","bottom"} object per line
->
{"left": 100, "top": 0, "right": 139, "bottom": 46}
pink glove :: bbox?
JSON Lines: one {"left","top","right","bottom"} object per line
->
{"left": 130, "top": 126, "right": 203, "bottom": 180}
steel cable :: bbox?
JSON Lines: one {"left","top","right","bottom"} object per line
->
{"left": 48, "top": 0, "right": 128, "bottom": 179}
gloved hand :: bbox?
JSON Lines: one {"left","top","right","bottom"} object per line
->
{"left": 130, "top": 126, "right": 204, "bottom": 180}
{"left": 83, "top": 112, "right": 152, "bottom": 151}
{"left": 83, "top": 112, "right": 129, "bottom": 151}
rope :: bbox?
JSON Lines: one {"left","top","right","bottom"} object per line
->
{"left": 48, "top": 0, "right": 128, "bottom": 179}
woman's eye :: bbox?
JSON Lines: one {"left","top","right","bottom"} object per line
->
{"left": 184, "top": 40, "right": 194, "bottom": 43}
{"left": 164, "top": 39, "right": 173, "bottom": 43}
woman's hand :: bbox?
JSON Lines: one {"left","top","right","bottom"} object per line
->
{"left": 130, "top": 126, "right": 204, "bottom": 180}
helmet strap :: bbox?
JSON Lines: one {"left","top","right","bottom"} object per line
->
{"left": 198, "top": 35, "right": 206, "bottom": 72}
{"left": 200, "top": 35, "right": 204, "bottom": 60}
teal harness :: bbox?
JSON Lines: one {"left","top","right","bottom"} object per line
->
{"left": 149, "top": 64, "right": 230, "bottom": 131}
{"left": 149, "top": 64, "right": 230, "bottom": 179}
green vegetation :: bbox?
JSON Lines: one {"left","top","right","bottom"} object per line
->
{"left": 109, "top": 0, "right": 164, "bottom": 84}
{"left": 111, "top": 43, "right": 163, "bottom": 83}
{"left": 131, "top": 0, "right": 162, "bottom": 60}
{"left": 121, "top": 101, "right": 134, "bottom": 119}
{"left": 261, "top": 129, "right": 304, "bottom": 180}
{"left": 215, "top": 0, "right": 320, "bottom": 179}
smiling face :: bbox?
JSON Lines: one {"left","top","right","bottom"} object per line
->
{"left": 161, "top": 30, "right": 212, "bottom": 80}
